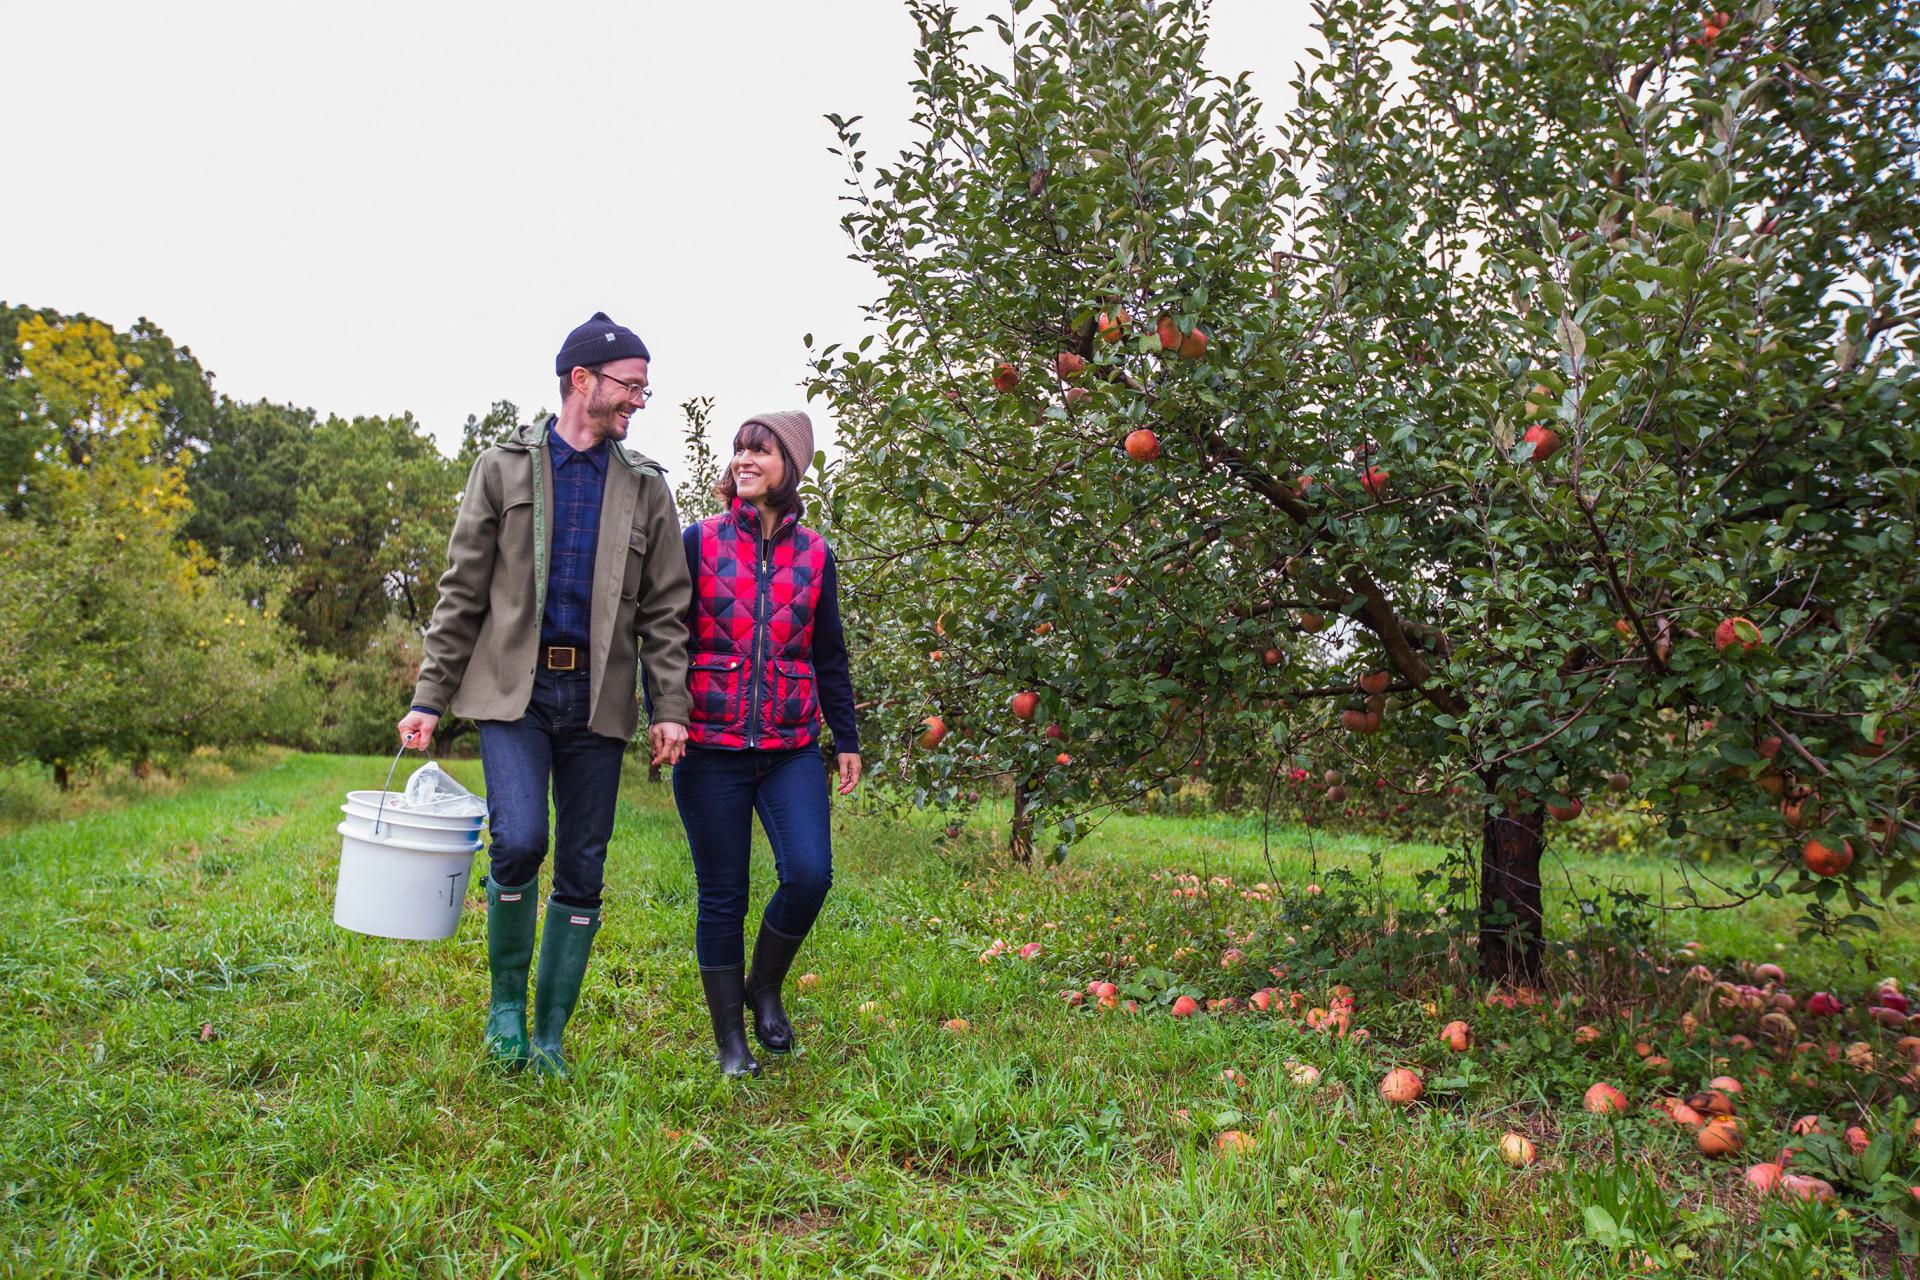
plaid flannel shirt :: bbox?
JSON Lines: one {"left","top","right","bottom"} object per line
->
{"left": 539, "top": 422, "right": 608, "bottom": 655}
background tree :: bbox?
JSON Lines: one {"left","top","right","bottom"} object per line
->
{"left": 282, "top": 413, "right": 461, "bottom": 653}
{"left": 674, "top": 395, "right": 723, "bottom": 523}
{"left": 455, "top": 398, "right": 525, "bottom": 471}
{"left": 181, "top": 399, "right": 317, "bottom": 569}
{"left": 0, "top": 314, "right": 310, "bottom": 784}
{"left": 811, "top": 0, "right": 1917, "bottom": 981}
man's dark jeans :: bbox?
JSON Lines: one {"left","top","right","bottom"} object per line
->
{"left": 476, "top": 669, "right": 626, "bottom": 909}
{"left": 672, "top": 745, "right": 833, "bottom": 968}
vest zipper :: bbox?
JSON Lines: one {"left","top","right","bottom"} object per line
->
{"left": 746, "top": 520, "right": 771, "bottom": 747}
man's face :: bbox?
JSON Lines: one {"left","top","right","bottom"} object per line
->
{"left": 581, "top": 357, "right": 649, "bottom": 443}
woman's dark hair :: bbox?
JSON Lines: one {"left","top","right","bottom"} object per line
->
{"left": 713, "top": 419, "right": 804, "bottom": 515}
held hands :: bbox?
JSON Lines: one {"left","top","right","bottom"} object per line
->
{"left": 650, "top": 721, "right": 689, "bottom": 768}
{"left": 836, "top": 753, "right": 863, "bottom": 795}
{"left": 396, "top": 710, "right": 439, "bottom": 752}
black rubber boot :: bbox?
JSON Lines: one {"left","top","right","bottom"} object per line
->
{"left": 698, "top": 965, "right": 761, "bottom": 1079}
{"left": 744, "top": 922, "right": 806, "bottom": 1054}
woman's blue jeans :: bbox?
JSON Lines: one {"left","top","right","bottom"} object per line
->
{"left": 672, "top": 745, "right": 833, "bottom": 969}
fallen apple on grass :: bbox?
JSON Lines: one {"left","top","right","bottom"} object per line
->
{"left": 1215, "top": 1129, "right": 1255, "bottom": 1155}
{"left": 1380, "top": 1068, "right": 1424, "bottom": 1106}
{"left": 1499, "top": 1133, "right": 1537, "bottom": 1167}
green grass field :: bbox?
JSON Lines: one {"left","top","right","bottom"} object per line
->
{"left": 2, "top": 751, "right": 1914, "bottom": 1277}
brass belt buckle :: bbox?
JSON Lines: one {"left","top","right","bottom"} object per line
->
{"left": 549, "top": 646, "right": 576, "bottom": 671}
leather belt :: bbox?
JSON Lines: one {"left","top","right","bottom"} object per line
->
{"left": 541, "top": 645, "right": 584, "bottom": 672}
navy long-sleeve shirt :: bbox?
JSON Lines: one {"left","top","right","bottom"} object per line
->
{"left": 540, "top": 422, "right": 608, "bottom": 653}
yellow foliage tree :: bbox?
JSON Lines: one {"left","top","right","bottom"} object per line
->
{"left": 14, "top": 314, "right": 192, "bottom": 535}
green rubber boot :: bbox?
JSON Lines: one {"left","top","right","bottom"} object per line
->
{"left": 529, "top": 901, "right": 602, "bottom": 1078}
{"left": 483, "top": 877, "right": 538, "bottom": 1069}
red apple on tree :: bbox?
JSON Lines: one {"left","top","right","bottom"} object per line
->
{"left": 1359, "top": 670, "right": 1391, "bottom": 696}
{"left": 1010, "top": 690, "right": 1040, "bottom": 721}
{"left": 1097, "top": 309, "right": 1129, "bottom": 343}
{"left": 1124, "top": 428, "right": 1161, "bottom": 462}
{"left": 1340, "top": 707, "right": 1383, "bottom": 735}
{"left": 1055, "top": 352, "right": 1086, "bottom": 379}
{"left": 917, "top": 716, "right": 949, "bottom": 749}
{"left": 1521, "top": 424, "right": 1561, "bottom": 462}
{"left": 1802, "top": 838, "right": 1853, "bottom": 878}
{"left": 1156, "top": 315, "right": 1209, "bottom": 359}
{"left": 992, "top": 362, "right": 1019, "bottom": 394}
{"left": 1714, "top": 617, "right": 1763, "bottom": 653}
{"left": 1361, "top": 466, "right": 1391, "bottom": 498}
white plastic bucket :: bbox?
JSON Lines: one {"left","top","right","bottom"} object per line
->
{"left": 332, "top": 821, "right": 481, "bottom": 940}
{"left": 336, "top": 810, "right": 481, "bottom": 852}
{"left": 342, "top": 790, "right": 487, "bottom": 836}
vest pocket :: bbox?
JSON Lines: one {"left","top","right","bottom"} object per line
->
{"left": 767, "top": 658, "right": 818, "bottom": 730}
{"left": 689, "top": 655, "right": 744, "bottom": 726}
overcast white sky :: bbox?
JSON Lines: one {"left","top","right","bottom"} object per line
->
{"left": 2, "top": 1, "right": 1317, "bottom": 475}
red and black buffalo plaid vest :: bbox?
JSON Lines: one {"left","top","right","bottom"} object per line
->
{"left": 685, "top": 498, "right": 828, "bottom": 750}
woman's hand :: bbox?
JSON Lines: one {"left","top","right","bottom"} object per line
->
{"left": 836, "top": 753, "right": 863, "bottom": 795}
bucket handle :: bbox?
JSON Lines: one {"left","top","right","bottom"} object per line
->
{"left": 373, "top": 737, "right": 413, "bottom": 837}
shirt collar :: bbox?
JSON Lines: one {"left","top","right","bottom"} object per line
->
{"left": 730, "top": 495, "right": 796, "bottom": 535}
{"left": 547, "top": 419, "right": 608, "bottom": 473}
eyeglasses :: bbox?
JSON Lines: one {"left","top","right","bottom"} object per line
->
{"left": 595, "top": 370, "right": 654, "bottom": 402}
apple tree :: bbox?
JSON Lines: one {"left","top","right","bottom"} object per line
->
{"left": 810, "top": 0, "right": 1917, "bottom": 982}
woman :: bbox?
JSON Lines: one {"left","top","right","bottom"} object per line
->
{"left": 675, "top": 410, "right": 861, "bottom": 1078}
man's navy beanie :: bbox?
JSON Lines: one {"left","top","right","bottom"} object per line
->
{"left": 555, "top": 311, "right": 651, "bottom": 376}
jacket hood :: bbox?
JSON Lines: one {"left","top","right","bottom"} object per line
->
{"left": 496, "top": 417, "right": 666, "bottom": 476}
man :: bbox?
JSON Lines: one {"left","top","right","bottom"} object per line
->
{"left": 397, "top": 312, "right": 692, "bottom": 1077}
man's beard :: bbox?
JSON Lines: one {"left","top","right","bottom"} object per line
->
{"left": 586, "top": 389, "right": 631, "bottom": 438}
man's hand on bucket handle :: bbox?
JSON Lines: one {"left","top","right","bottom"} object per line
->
{"left": 397, "top": 710, "right": 439, "bottom": 752}
{"left": 649, "top": 721, "right": 688, "bottom": 768}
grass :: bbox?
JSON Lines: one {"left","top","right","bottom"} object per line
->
{"left": 1, "top": 751, "right": 1914, "bottom": 1277}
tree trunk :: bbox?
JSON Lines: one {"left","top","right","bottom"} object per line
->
{"left": 1478, "top": 799, "right": 1545, "bottom": 986}
{"left": 52, "top": 760, "right": 70, "bottom": 791}
{"left": 1009, "top": 779, "right": 1033, "bottom": 864}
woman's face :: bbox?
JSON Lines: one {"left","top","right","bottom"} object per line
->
{"left": 731, "top": 434, "right": 785, "bottom": 505}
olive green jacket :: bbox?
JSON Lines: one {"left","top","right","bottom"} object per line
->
{"left": 412, "top": 419, "right": 692, "bottom": 740}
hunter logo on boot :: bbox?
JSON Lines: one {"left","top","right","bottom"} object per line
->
{"left": 570, "top": 915, "right": 591, "bottom": 926}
